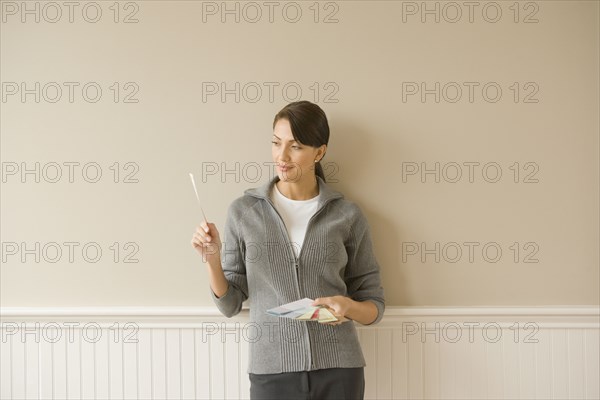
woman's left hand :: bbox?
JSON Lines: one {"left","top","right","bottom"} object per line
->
{"left": 312, "top": 296, "right": 352, "bottom": 326}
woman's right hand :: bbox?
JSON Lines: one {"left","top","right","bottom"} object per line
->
{"left": 191, "top": 221, "right": 222, "bottom": 265}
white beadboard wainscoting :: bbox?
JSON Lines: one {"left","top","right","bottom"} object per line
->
{"left": 0, "top": 306, "right": 598, "bottom": 400}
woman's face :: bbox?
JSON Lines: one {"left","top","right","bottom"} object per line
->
{"left": 272, "top": 118, "right": 325, "bottom": 183}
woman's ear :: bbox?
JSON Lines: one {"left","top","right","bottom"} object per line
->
{"left": 317, "top": 144, "right": 327, "bottom": 161}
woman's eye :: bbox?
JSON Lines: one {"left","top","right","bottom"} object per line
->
{"left": 271, "top": 141, "right": 300, "bottom": 149}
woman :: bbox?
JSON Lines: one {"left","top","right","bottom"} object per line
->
{"left": 191, "top": 100, "right": 385, "bottom": 400}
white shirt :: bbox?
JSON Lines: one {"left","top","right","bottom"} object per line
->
{"left": 270, "top": 183, "right": 321, "bottom": 259}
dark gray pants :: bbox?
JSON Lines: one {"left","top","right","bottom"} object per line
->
{"left": 249, "top": 367, "right": 365, "bottom": 400}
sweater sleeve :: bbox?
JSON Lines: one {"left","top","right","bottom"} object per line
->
{"left": 209, "top": 200, "right": 248, "bottom": 318}
{"left": 344, "top": 204, "right": 386, "bottom": 325}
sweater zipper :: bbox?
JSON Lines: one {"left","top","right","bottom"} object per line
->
{"left": 264, "top": 198, "right": 300, "bottom": 278}
{"left": 263, "top": 195, "right": 339, "bottom": 371}
{"left": 264, "top": 195, "right": 339, "bottom": 282}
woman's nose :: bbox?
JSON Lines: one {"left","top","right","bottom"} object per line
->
{"left": 276, "top": 147, "right": 290, "bottom": 161}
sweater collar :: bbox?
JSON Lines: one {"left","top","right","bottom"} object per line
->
{"left": 244, "top": 175, "right": 344, "bottom": 206}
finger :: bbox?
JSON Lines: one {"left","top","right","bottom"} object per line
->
{"left": 192, "top": 237, "right": 206, "bottom": 247}
{"left": 326, "top": 305, "right": 340, "bottom": 315}
{"left": 200, "top": 221, "right": 210, "bottom": 233}
{"left": 194, "top": 229, "right": 212, "bottom": 242}
{"left": 207, "top": 223, "right": 219, "bottom": 238}
{"left": 191, "top": 239, "right": 205, "bottom": 251}
{"left": 193, "top": 233, "right": 207, "bottom": 243}
{"left": 330, "top": 312, "right": 348, "bottom": 322}
{"left": 312, "top": 297, "right": 328, "bottom": 306}
{"left": 191, "top": 235, "right": 201, "bottom": 244}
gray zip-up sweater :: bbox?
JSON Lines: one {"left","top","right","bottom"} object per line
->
{"left": 209, "top": 175, "right": 385, "bottom": 374}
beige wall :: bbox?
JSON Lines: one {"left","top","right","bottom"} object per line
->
{"left": 1, "top": 1, "right": 598, "bottom": 307}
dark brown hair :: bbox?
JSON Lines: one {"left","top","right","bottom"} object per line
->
{"left": 273, "top": 100, "right": 330, "bottom": 182}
